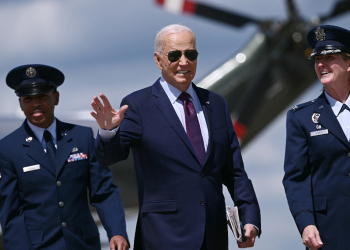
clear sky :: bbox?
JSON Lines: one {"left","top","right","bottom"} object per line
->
{"left": 1, "top": 0, "right": 350, "bottom": 249}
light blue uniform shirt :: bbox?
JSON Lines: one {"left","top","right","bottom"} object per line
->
{"left": 325, "top": 91, "right": 350, "bottom": 141}
{"left": 27, "top": 119, "right": 57, "bottom": 151}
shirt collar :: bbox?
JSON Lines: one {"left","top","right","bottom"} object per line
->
{"left": 159, "top": 76, "right": 196, "bottom": 104}
{"left": 325, "top": 90, "right": 350, "bottom": 116}
{"left": 27, "top": 119, "right": 57, "bottom": 143}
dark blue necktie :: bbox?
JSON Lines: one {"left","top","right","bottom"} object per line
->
{"left": 339, "top": 104, "right": 350, "bottom": 115}
{"left": 44, "top": 130, "right": 56, "bottom": 167}
{"left": 178, "top": 92, "right": 205, "bottom": 165}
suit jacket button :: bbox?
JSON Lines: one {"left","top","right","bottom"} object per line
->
{"left": 200, "top": 200, "right": 205, "bottom": 206}
{"left": 62, "top": 222, "right": 67, "bottom": 228}
{"left": 200, "top": 172, "right": 205, "bottom": 177}
{"left": 348, "top": 152, "right": 350, "bottom": 157}
{"left": 57, "top": 181, "right": 62, "bottom": 187}
{"left": 59, "top": 201, "right": 65, "bottom": 207}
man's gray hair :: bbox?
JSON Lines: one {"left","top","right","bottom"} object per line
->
{"left": 154, "top": 24, "right": 197, "bottom": 54}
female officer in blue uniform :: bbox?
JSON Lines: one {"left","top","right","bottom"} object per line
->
{"left": 283, "top": 25, "right": 350, "bottom": 250}
{"left": 0, "top": 65, "right": 129, "bottom": 250}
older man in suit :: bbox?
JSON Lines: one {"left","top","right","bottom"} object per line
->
{"left": 91, "top": 24, "right": 261, "bottom": 250}
{"left": 0, "top": 64, "right": 129, "bottom": 250}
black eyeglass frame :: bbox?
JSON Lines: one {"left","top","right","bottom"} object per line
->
{"left": 158, "top": 49, "right": 199, "bottom": 62}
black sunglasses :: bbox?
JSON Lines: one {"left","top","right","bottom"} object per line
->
{"left": 161, "top": 50, "right": 199, "bottom": 62}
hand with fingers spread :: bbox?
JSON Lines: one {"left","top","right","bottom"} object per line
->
{"left": 237, "top": 224, "right": 258, "bottom": 248}
{"left": 302, "top": 225, "right": 323, "bottom": 250}
{"left": 91, "top": 93, "right": 128, "bottom": 130}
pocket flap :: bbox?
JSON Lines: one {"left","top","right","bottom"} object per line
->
{"left": 81, "top": 222, "right": 99, "bottom": 239}
{"left": 28, "top": 230, "right": 43, "bottom": 245}
{"left": 141, "top": 200, "right": 177, "bottom": 213}
{"left": 314, "top": 196, "right": 327, "bottom": 212}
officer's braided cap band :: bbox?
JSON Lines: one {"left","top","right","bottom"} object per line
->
{"left": 307, "top": 25, "right": 350, "bottom": 59}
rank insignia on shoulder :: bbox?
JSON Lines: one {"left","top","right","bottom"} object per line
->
{"left": 293, "top": 105, "right": 298, "bottom": 110}
{"left": 312, "top": 113, "right": 321, "bottom": 123}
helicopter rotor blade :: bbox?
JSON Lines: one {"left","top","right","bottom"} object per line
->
{"left": 320, "top": 0, "right": 350, "bottom": 22}
{"left": 155, "top": 0, "right": 260, "bottom": 28}
{"left": 286, "top": 0, "right": 300, "bottom": 21}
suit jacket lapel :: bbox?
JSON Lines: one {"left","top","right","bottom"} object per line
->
{"left": 152, "top": 80, "right": 200, "bottom": 164}
{"left": 22, "top": 121, "right": 56, "bottom": 176}
{"left": 315, "top": 93, "right": 350, "bottom": 149}
{"left": 193, "top": 84, "right": 213, "bottom": 166}
{"left": 56, "top": 120, "right": 74, "bottom": 175}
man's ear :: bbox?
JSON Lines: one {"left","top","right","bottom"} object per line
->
{"left": 54, "top": 91, "right": 59, "bottom": 105}
{"left": 154, "top": 52, "right": 163, "bottom": 70}
{"left": 18, "top": 98, "right": 23, "bottom": 111}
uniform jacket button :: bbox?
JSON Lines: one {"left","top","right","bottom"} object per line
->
{"left": 62, "top": 222, "right": 67, "bottom": 228}
{"left": 348, "top": 152, "right": 350, "bottom": 157}
{"left": 200, "top": 200, "right": 205, "bottom": 206}
{"left": 57, "top": 181, "right": 62, "bottom": 187}
{"left": 200, "top": 172, "right": 205, "bottom": 177}
{"left": 59, "top": 201, "right": 65, "bottom": 207}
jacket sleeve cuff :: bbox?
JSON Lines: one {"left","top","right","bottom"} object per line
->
{"left": 295, "top": 211, "right": 315, "bottom": 235}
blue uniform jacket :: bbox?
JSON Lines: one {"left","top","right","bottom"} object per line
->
{"left": 0, "top": 119, "right": 128, "bottom": 250}
{"left": 283, "top": 92, "right": 350, "bottom": 249}
{"left": 95, "top": 79, "right": 261, "bottom": 250}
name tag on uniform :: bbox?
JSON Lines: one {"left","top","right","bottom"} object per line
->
{"left": 310, "top": 129, "right": 328, "bottom": 137}
{"left": 23, "top": 164, "right": 40, "bottom": 172}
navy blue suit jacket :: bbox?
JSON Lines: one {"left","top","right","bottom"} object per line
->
{"left": 283, "top": 92, "right": 350, "bottom": 249}
{"left": 95, "top": 79, "right": 261, "bottom": 250}
{"left": 0, "top": 119, "right": 128, "bottom": 250}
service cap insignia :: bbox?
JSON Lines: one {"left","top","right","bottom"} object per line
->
{"left": 315, "top": 27, "right": 326, "bottom": 42}
{"left": 26, "top": 67, "right": 36, "bottom": 77}
{"left": 312, "top": 113, "right": 321, "bottom": 123}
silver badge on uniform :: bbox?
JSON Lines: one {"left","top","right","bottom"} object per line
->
{"left": 71, "top": 147, "right": 78, "bottom": 153}
{"left": 26, "top": 136, "right": 33, "bottom": 142}
{"left": 315, "top": 27, "right": 326, "bottom": 42}
{"left": 26, "top": 67, "right": 36, "bottom": 77}
{"left": 316, "top": 124, "right": 321, "bottom": 130}
{"left": 311, "top": 129, "right": 328, "bottom": 137}
{"left": 61, "top": 132, "right": 67, "bottom": 137}
{"left": 312, "top": 113, "right": 320, "bottom": 123}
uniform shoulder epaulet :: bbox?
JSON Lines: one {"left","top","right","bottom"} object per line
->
{"left": 291, "top": 100, "right": 315, "bottom": 112}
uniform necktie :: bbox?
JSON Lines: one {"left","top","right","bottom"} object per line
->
{"left": 43, "top": 130, "right": 56, "bottom": 167}
{"left": 178, "top": 92, "right": 205, "bottom": 165}
{"left": 339, "top": 104, "right": 350, "bottom": 115}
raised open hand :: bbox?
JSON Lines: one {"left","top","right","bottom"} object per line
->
{"left": 90, "top": 93, "right": 128, "bottom": 130}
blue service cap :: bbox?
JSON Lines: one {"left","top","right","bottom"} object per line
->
{"left": 6, "top": 64, "right": 64, "bottom": 97}
{"left": 307, "top": 25, "right": 350, "bottom": 59}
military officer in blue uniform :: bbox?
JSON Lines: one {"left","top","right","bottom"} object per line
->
{"left": 283, "top": 25, "right": 350, "bottom": 250}
{"left": 0, "top": 64, "right": 129, "bottom": 250}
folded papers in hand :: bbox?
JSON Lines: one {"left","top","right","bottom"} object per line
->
{"left": 226, "top": 206, "right": 246, "bottom": 242}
